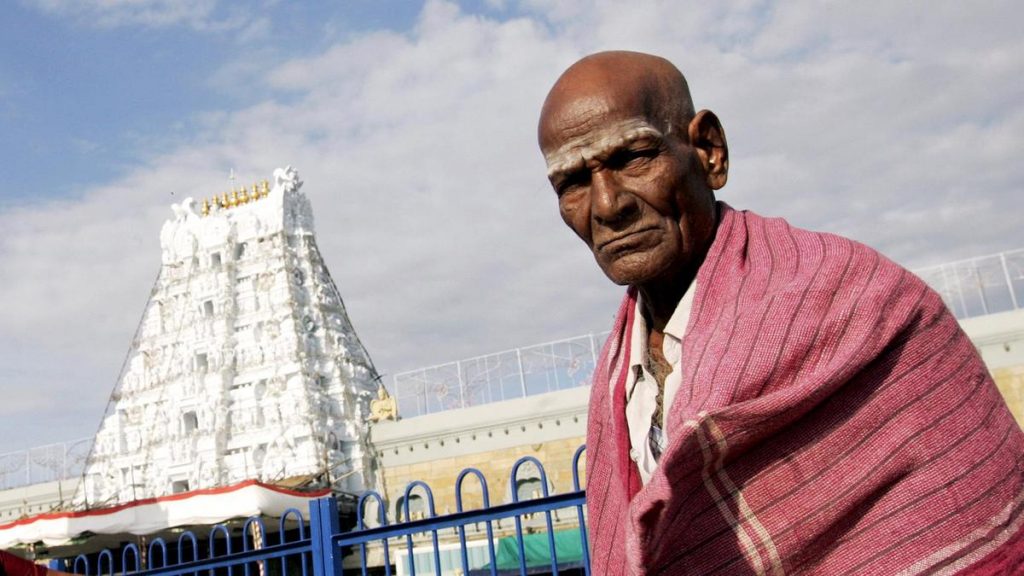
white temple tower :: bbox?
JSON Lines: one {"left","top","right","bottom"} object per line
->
{"left": 75, "top": 166, "right": 379, "bottom": 509}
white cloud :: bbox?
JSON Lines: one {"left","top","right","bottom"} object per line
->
{"left": 1, "top": 0, "right": 1022, "bottom": 451}
{"left": 24, "top": 0, "right": 262, "bottom": 32}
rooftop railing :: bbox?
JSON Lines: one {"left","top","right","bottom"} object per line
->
{"left": 390, "top": 249, "right": 1024, "bottom": 419}
{"left": 390, "top": 332, "right": 609, "bottom": 420}
{"left": 913, "top": 248, "right": 1023, "bottom": 320}
{"left": 5, "top": 248, "right": 1022, "bottom": 492}
{"left": 0, "top": 437, "right": 91, "bottom": 492}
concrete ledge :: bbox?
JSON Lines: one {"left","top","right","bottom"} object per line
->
{"left": 0, "top": 479, "right": 81, "bottom": 524}
{"left": 960, "top": 308, "right": 1024, "bottom": 370}
{"left": 371, "top": 386, "right": 590, "bottom": 466}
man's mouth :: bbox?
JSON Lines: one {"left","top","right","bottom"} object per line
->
{"left": 596, "top": 227, "right": 659, "bottom": 253}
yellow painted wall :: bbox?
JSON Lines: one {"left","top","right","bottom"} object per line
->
{"left": 993, "top": 366, "right": 1024, "bottom": 425}
{"left": 379, "top": 436, "right": 586, "bottom": 519}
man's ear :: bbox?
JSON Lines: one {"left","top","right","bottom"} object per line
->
{"left": 687, "top": 109, "right": 729, "bottom": 190}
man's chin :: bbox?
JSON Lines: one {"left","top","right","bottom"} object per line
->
{"left": 597, "top": 255, "right": 665, "bottom": 287}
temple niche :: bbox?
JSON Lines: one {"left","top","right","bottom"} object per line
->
{"left": 75, "top": 166, "right": 380, "bottom": 509}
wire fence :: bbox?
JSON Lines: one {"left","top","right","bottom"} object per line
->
{"left": 0, "top": 437, "right": 91, "bottom": 491}
{"left": 914, "top": 248, "right": 1024, "bottom": 321}
{"left": 7, "top": 248, "right": 1024, "bottom": 493}
{"left": 388, "top": 248, "right": 1024, "bottom": 420}
{"left": 391, "top": 332, "right": 609, "bottom": 420}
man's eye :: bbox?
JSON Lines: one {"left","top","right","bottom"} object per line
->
{"left": 556, "top": 173, "right": 589, "bottom": 197}
{"left": 610, "top": 148, "right": 656, "bottom": 169}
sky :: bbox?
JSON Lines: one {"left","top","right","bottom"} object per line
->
{"left": 0, "top": 0, "right": 1021, "bottom": 454}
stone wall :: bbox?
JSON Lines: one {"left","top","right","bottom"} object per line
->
{"left": 378, "top": 435, "right": 585, "bottom": 518}
{"left": 993, "top": 366, "right": 1024, "bottom": 424}
{"left": 961, "top": 309, "right": 1024, "bottom": 426}
{"left": 369, "top": 386, "right": 589, "bottom": 522}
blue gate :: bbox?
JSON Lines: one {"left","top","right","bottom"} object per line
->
{"left": 64, "top": 446, "right": 589, "bottom": 576}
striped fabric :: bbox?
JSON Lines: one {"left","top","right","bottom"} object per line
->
{"left": 0, "top": 551, "right": 48, "bottom": 576}
{"left": 586, "top": 204, "right": 1024, "bottom": 575}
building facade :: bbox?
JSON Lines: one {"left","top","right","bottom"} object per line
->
{"left": 76, "top": 166, "right": 380, "bottom": 509}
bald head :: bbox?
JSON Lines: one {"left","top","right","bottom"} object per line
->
{"left": 538, "top": 51, "right": 696, "bottom": 162}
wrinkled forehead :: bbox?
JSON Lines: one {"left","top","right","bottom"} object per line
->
{"left": 539, "top": 80, "right": 656, "bottom": 153}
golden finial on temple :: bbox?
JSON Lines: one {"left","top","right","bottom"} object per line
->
{"left": 251, "top": 183, "right": 259, "bottom": 201}
{"left": 261, "top": 179, "right": 270, "bottom": 197}
{"left": 240, "top": 188, "right": 250, "bottom": 204}
{"left": 221, "top": 192, "right": 230, "bottom": 208}
{"left": 201, "top": 199, "right": 210, "bottom": 216}
{"left": 231, "top": 189, "right": 240, "bottom": 207}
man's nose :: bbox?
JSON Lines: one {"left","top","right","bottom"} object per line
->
{"left": 591, "top": 170, "right": 638, "bottom": 226}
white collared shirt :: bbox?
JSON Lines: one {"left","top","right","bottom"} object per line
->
{"left": 621, "top": 280, "right": 696, "bottom": 485}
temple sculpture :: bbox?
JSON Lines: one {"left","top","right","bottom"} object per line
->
{"left": 74, "top": 166, "right": 380, "bottom": 508}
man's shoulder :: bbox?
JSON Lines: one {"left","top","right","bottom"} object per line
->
{"left": 715, "top": 204, "right": 934, "bottom": 314}
{"left": 708, "top": 203, "right": 950, "bottom": 342}
{"left": 727, "top": 204, "right": 911, "bottom": 279}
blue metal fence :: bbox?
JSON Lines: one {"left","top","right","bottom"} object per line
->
{"left": 65, "top": 509, "right": 314, "bottom": 576}
{"left": 64, "top": 447, "right": 589, "bottom": 576}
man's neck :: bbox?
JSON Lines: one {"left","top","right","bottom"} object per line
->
{"left": 638, "top": 270, "right": 696, "bottom": 333}
{"left": 638, "top": 202, "right": 719, "bottom": 333}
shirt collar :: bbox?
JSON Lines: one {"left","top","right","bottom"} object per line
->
{"left": 628, "top": 297, "right": 648, "bottom": 371}
{"left": 664, "top": 278, "right": 697, "bottom": 341}
{"left": 628, "top": 278, "right": 698, "bottom": 370}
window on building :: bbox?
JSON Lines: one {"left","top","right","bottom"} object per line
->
{"left": 203, "top": 300, "right": 214, "bottom": 317}
{"left": 172, "top": 480, "right": 190, "bottom": 494}
{"left": 508, "top": 461, "right": 548, "bottom": 503}
{"left": 515, "top": 477, "right": 543, "bottom": 501}
{"left": 361, "top": 499, "right": 382, "bottom": 528}
{"left": 183, "top": 411, "right": 199, "bottom": 434}
{"left": 211, "top": 252, "right": 222, "bottom": 269}
{"left": 194, "top": 353, "right": 208, "bottom": 372}
{"left": 396, "top": 494, "right": 426, "bottom": 522}
{"left": 235, "top": 242, "right": 246, "bottom": 260}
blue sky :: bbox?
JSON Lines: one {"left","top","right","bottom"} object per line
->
{"left": 0, "top": 0, "right": 1021, "bottom": 453}
{"left": 0, "top": 1, "right": 433, "bottom": 205}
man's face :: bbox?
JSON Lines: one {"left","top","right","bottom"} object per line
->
{"left": 540, "top": 88, "right": 716, "bottom": 287}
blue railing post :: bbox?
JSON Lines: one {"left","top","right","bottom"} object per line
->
{"left": 309, "top": 496, "right": 343, "bottom": 576}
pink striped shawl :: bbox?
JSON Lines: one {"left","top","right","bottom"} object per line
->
{"left": 586, "top": 204, "right": 1024, "bottom": 575}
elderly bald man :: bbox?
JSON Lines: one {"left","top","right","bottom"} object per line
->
{"left": 539, "top": 51, "right": 1024, "bottom": 575}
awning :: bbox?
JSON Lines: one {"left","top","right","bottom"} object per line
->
{"left": 487, "top": 530, "right": 585, "bottom": 572}
{"left": 0, "top": 480, "right": 329, "bottom": 549}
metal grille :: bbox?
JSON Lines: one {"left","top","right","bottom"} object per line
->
{"left": 914, "top": 248, "right": 1024, "bottom": 320}
{"left": 392, "top": 332, "right": 607, "bottom": 419}
{"left": 0, "top": 437, "right": 92, "bottom": 490}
